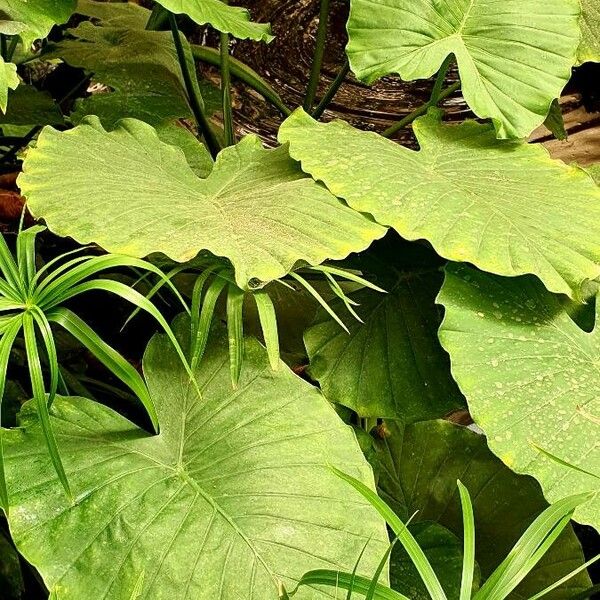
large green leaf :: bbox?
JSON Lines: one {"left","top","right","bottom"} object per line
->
{"left": 279, "top": 109, "right": 600, "bottom": 300}
{"left": 0, "top": 84, "right": 62, "bottom": 126}
{"left": 75, "top": 0, "right": 151, "bottom": 28}
{"left": 4, "top": 321, "right": 388, "bottom": 599}
{"left": 45, "top": 21, "right": 196, "bottom": 126}
{"left": 578, "top": 0, "right": 600, "bottom": 64}
{"left": 345, "top": 0, "right": 580, "bottom": 138}
{"left": 374, "top": 419, "right": 592, "bottom": 597}
{"left": 156, "top": 0, "right": 273, "bottom": 42}
{"left": 0, "top": 55, "right": 18, "bottom": 113}
{"left": 305, "top": 238, "right": 464, "bottom": 420}
{"left": 437, "top": 264, "right": 600, "bottom": 531}
{"left": 0, "top": 0, "right": 76, "bottom": 46}
{"left": 18, "top": 118, "right": 385, "bottom": 290}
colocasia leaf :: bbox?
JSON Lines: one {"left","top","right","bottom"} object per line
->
{"left": 0, "top": 0, "right": 76, "bottom": 47}
{"left": 437, "top": 264, "right": 600, "bottom": 531}
{"left": 374, "top": 419, "right": 592, "bottom": 596}
{"left": 0, "top": 56, "right": 18, "bottom": 114}
{"left": 4, "top": 319, "right": 388, "bottom": 599}
{"left": 279, "top": 109, "right": 600, "bottom": 300}
{"left": 345, "top": 0, "right": 580, "bottom": 138}
{"left": 18, "top": 118, "right": 385, "bottom": 290}
{"left": 578, "top": 0, "right": 600, "bottom": 64}
{"left": 155, "top": 0, "right": 273, "bottom": 42}
{"left": 45, "top": 21, "right": 199, "bottom": 127}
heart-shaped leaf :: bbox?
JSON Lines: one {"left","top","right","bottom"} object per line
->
{"left": 156, "top": 0, "right": 273, "bottom": 42}
{"left": 4, "top": 321, "right": 388, "bottom": 599}
{"left": 18, "top": 118, "right": 385, "bottom": 290}
{"left": 279, "top": 109, "right": 600, "bottom": 300}
{"left": 0, "top": 56, "right": 18, "bottom": 113}
{"left": 305, "top": 238, "right": 464, "bottom": 420}
{"left": 437, "top": 264, "right": 600, "bottom": 531}
{"left": 374, "top": 419, "right": 592, "bottom": 595}
{"left": 0, "top": 0, "right": 76, "bottom": 47}
{"left": 345, "top": 0, "right": 580, "bottom": 138}
{"left": 45, "top": 21, "right": 197, "bottom": 127}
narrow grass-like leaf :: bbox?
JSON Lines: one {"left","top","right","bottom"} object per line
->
{"left": 528, "top": 554, "right": 600, "bottom": 600}
{"left": 531, "top": 443, "right": 600, "bottom": 480}
{"left": 29, "top": 306, "right": 59, "bottom": 408}
{"left": 0, "top": 235, "right": 24, "bottom": 297}
{"left": 191, "top": 274, "right": 228, "bottom": 370}
{"left": 0, "top": 298, "right": 24, "bottom": 312}
{"left": 30, "top": 246, "right": 90, "bottom": 291}
{"left": 253, "top": 290, "right": 279, "bottom": 370}
{"left": 366, "top": 539, "right": 397, "bottom": 600}
{"left": 0, "top": 316, "right": 22, "bottom": 511}
{"left": 457, "top": 480, "right": 475, "bottom": 600}
{"left": 36, "top": 255, "right": 188, "bottom": 316}
{"left": 347, "top": 539, "right": 371, "bottom": 600}
{"left": 15, "top": 225, "right": 44, "bottom": 288}
{"left": 290, "top": 272, "right": 349, "bottom": 333}
{"left": 291, "top": 569, "right": 409, "bottom": 599}
{"left": 51, "top": 279, "right": 196, "bottom": 389}
{"left": 332, "top": 467, "right": 446, "bottom": 600}
{"left": 47, "top": 307, "right": 159, "bottom": 432}
{"left": 190, "top": 266, "right": 220, "bottom": 340}
{"left": 474, "top": 493, "right": 592, "bottom": 600}
{"left": 22, "top": 312, "right": 71, "bottom": 501}
{"left": 0, "top": 278, "right": 20, "bottom": 303}
{"left": 309, "top": 265, "right": 387, "bottom": 294}
{"left": 227, "top": 283, "right": 245, "bottom": 387}
{"left": 323, "top": 271, "right": 363, "bottom": 323}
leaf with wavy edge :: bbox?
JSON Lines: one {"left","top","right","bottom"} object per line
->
{"left": 156, "top": 0, "right": 273, "bottom": 42}
{"left": 345, "top": 0, "right": 580, "bottom": 138}
{"left": 305, "top": 239, "right": 464, "bottom": 420}
{"left": 0, "top": 56, "right": 18, "bottom": 113}
{"left": 0, "top": 0, "right": 76, "bottom": 47}
{"left": 437, "top": 264, "right": 600, "bottom": 531}
{"left": 578, "top": 0, "right": 600, "bottom": 64}
{"left": 374, "top": 419, "right": 592, "bottom": 596}
{"left": 278, "top": 108, "right": 600, "bottom": 300}
{"left": 4, "top": 320, "right": 388, "bottom": 599}
{"left": 18, "top": 117, "right": 385, "bottom": 290}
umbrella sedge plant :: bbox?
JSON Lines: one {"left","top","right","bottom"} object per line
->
{"left": 0, "top": 224, "right": 194, "bottom": 507}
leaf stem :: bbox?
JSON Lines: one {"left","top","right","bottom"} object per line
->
{"left": 382, "top": 81, "right": 461, "bottom": 138}
{"left": 220, "top": 32, "right": 235, "bottom": 146}
{"left": 167, "top": 12, "right": 221, "bottom": 158}
{"left": 191, "top": 45, "right": 291, "bottom": 116}
{"left": 312, "top": 59, "right": 350, "bottom": 119}
{"left": 430, "top": 55, "right": 453, "bottom": 104}
{"left": 304, "top": 0, "right": 330, "bottom": 112}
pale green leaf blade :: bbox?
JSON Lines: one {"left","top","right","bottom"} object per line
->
{"left": 4, "top": 319, "right": 388, "bottom": 598}
{"left": 74, "top": 0, "right": 151, "bottom": 28}
{"left": 578, "top": 0, "right": 600, "bottom": 64}
{"left": 279, "top": 109, "right": 600, "bottom": 299}
{"left": 374, "top": 419, "right": 592, "bottom": 596}
{"left": 253, "top": 290, "right": 280, "bottom": 371}
{"left": 226, "top": 283, "right": 245, "bottom": 387}
{"left": 457, "top": 482, "right": 475, "bottom": 600}
{"left": 155, "top": 0, "right": 273, "bottom": 42}
{"left": 0, "top": 55, "right": 18, "bottom": 114}
{"left": 0, "top": 0, "right": 76, "bottom": 47}
{"left": 18, "top": 118, "right": 385, "bottom": 290}
{"left": 346, "top": 0, "right": 580, "bottom": 138}
{"left": 437, "top": 264, "right": 600, "bottom": 530}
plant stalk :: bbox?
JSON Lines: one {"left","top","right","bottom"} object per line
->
{"left": 220, "top": 32, "right": 235, "bottom": 146}
{"left": 6, "top": 36, "right": 18, "bottom": 62}
{"left": 191, "top": 45, "right": 291, "bottom": 116}
{"left": 382, "top": 81, "right": 461, "bottom": 138}
{"left": 167, "top": 13, "right": 221, "bottom": 158}
{"left": 312, "top": 59, "right": 350, "bottom": 119}
{"left": 304, "top": 0, "right": 330, "bottom": 112}
{"left": 430, "top": 55, "right": 453, "bottom": 104}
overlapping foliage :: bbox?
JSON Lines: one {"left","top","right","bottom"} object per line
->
{"left": 0, "top": 0, "right": 598, "bottom": 598}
